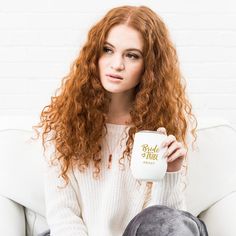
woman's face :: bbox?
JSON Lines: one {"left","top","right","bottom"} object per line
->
{"left": 98, "top": 24, "right": 144, "bottom": 94}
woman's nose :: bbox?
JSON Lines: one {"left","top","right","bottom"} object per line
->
{"left": 110, "top": 55, "right": 125, "bottom": 70}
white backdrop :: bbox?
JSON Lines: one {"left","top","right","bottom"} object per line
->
{"left": 0, "top": 0, "right": 236, "bottom": 129}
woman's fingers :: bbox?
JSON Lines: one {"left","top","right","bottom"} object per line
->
{"left": 167, "top": 148, "right": 187, "bottom": 162}
{"left": 157, "top": 130, "right": 186, "bottom": 161}
{"left": 161, "top": 134, "right": 176, "bottom": 148}
{"left": 156, "top": 127, "right": 167, "bottom": 135}
{"left": 165, "top": 141, "right": 182, "bottom": 157}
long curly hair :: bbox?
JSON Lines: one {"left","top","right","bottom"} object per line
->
{"left": 33, "top": 5, "right": 197, "bottom": 207}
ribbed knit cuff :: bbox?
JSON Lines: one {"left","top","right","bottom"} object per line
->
{"left": 163, "top": 170, "right": 182, "bottom": 190}
{"left": 149, "top": 169, "right": 185, "bottom": 209}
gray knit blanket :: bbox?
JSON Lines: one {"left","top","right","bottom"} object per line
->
{"left": 123, "top": 205, "right": 208, "bottom": 236}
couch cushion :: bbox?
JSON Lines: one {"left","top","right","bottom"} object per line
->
{"left": 186, "top": 124, "right": 236, "bottom": 216}
{"left": 0, "top": 129, "right": 46, "bottom": 216}
{"left": 198, "top": 192, "right": 236, "bottom": 236}
{"left": 0, "top": 195, "right": 26, "bottom": 235}
{"left": 25, "top": 208, "right": 48, "bottom": 236}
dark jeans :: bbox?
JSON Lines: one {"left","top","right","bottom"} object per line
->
{"left": 39, "top": 205, "right": 208, "bottom": 236}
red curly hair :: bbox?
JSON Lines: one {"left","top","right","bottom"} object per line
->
{"left": 33, "top": 5, "right": 197, "bottom": 207}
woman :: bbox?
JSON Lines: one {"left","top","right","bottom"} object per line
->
{"left": 35, "top": 5, "right": 208, "bottom": 236}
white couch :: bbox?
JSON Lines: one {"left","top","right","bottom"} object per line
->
{"left": 0, "top": 116, "right": 236, "bottom": 236}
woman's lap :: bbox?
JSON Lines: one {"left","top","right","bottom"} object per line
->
{"left": 39, "top": 205, "right": 208, "bottom": 236}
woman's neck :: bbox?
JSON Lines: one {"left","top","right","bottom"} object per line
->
{"left": 106, "top": 113, "right": 131, "bottom": 125}
{"left": 106, "top": 92, "right": 134, "bottom": 125}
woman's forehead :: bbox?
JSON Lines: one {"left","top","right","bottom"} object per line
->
{"left": 105, "top": 25, "right": 144, "bottom": 51}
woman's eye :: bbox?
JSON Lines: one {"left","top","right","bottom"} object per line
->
{"left": 103, "top": 47, "right": 112, "bottom": 53}
{"left": 127, "top": 53, "right": 139, "bottom": 59}
{"left": 102, "top": 47, "right": 139, "bottom": 60}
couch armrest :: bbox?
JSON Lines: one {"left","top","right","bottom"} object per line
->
{"left": 0, "top": 195, "right": 26, "bottom": 236}
{"left": 198, "top": 192, "right": 236, "bottom": 236}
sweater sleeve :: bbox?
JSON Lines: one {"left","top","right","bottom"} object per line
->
{"left": 43, "top": 159, "right": 88, "bottom": 236}
{"left": 150, "top": 169, "right": 187, "bottom": 211}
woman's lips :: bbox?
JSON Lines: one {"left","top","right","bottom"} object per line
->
{"left": 106, "top": 74, "right": 123, "bottom": 80}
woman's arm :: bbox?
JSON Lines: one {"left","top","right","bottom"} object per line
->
{"left": 44, "top": 160, "right": 88, "bottom": 236}
{"left": 151, "top": 169, "right": 187, "bottom": 211}
{"left": 151, "top": 127, "right": 188, "bottom": 210}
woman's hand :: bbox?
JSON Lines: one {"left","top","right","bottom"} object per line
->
{"left": 157, "top": 127, "right": 187, "bottom": 172}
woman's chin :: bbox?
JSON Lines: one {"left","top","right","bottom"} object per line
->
{"left": 102, "top": 86, "right": 124, "bottom": 94}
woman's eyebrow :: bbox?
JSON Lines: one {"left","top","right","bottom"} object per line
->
{"left": 104, "top": 41, "right": 143, "bottom": 55}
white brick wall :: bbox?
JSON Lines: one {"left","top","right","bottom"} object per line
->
{"left": 1, "top": 0, "right": 236, "bottom": 129}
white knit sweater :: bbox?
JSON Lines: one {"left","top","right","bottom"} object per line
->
{"left": 43, "top": 123, "right": 186, "bottom": 236}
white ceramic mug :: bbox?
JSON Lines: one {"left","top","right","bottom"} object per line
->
{"left": 130, "top": 130, "right": 168, "bottom": 181}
